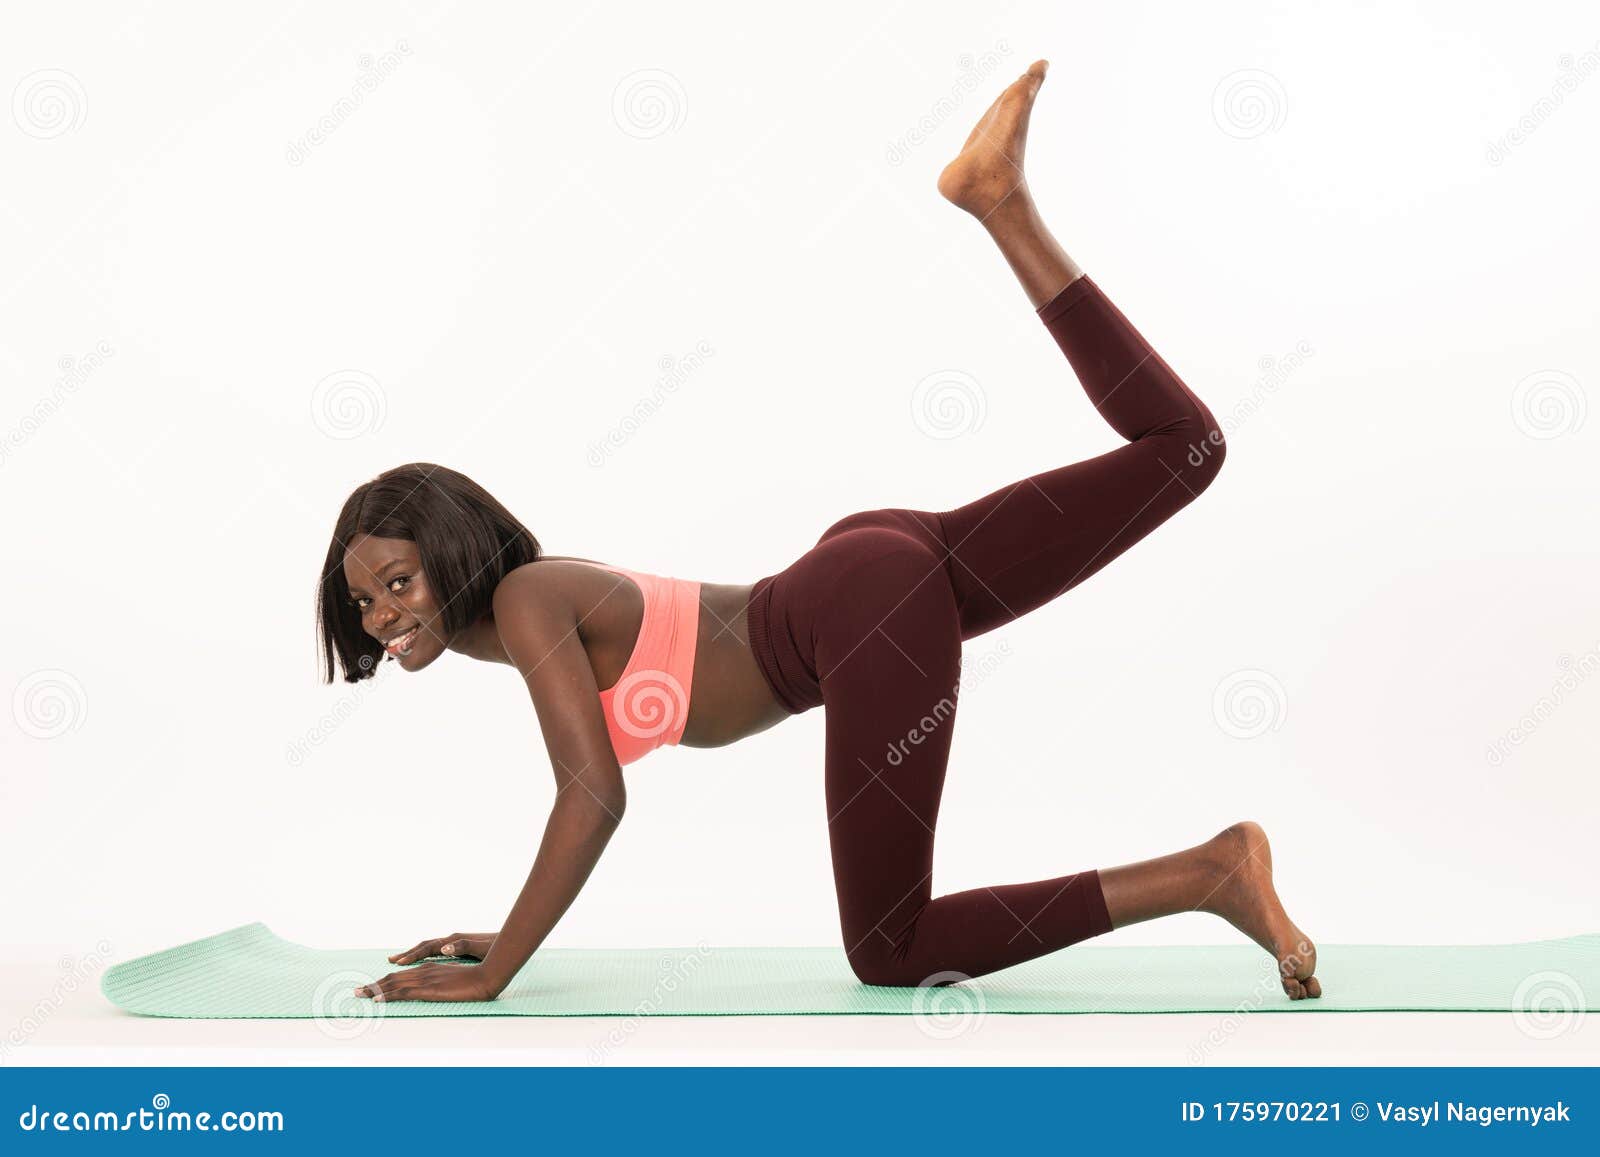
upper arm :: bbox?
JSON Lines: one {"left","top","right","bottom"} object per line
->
{"left": 492, "top": 569, "right": 626, "bottom": 821}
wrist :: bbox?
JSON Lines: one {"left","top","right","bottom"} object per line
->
{"left": 479, "top": 948, "right": 526, "bottom": 995}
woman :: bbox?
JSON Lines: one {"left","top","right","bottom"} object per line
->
{"left": 327, "top": 60, "right": 1320, "bottom": 1005}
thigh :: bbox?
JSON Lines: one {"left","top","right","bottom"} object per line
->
{"left": 934, "top": 434, "right": 1207, "bottom": 640}
{"left": 812, "top": 538, "right": 964, "bottom": 965}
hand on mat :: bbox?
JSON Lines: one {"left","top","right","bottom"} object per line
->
{"left": 387, "top": 933, "right": 495, "bottom": 965}
{"left": 356, "top": 961, "right": 498, "bottom": 1003}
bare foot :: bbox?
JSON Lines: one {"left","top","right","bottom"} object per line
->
{"left": 1197, "top": 821, "right": 1322, "bottom": 1000}
{"left": 937, "top": 58, "right": 1049, "bottom": 220}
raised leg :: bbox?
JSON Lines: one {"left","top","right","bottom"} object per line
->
{"left": 934, "top": 59, "right": 1228, "bottom": 640}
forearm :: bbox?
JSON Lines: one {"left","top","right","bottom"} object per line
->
{"left": 479, "top": 793, "right": 622, "bottom": 993}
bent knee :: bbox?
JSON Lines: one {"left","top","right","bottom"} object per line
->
{"left": 845, "top": 940, "right": 954, "bottom": 988}
{"left": 1157, "top": 406, "right": 1226, "bottom": 498}
{"left": 847, "top": 951, "right": 922, "bottom": 988}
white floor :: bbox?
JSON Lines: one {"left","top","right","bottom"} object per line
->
{"left": 3, "top": 961, "right": 1594, "bottom": 1068}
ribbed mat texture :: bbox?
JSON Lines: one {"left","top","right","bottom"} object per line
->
{"left": 101, "top": 923, "right": 1600, "bottom": 1019}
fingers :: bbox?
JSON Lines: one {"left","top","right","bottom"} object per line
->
{"left": 358, "top": 965, "right": 437, "bottom": 1002}
{"left": 445, "top": 935, "right": 493, "bottom": 960}
{"left": 387, "top": 933, "right": 476, "bottom": 966}
{"left": 387, "top": 938, "right": 444, "bottom": 965}
{"left": 1279, "top": 973, "right": 1323, "bottom": 1000}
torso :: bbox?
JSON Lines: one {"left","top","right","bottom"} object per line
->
{"left": 449, "top": 556, "right": 791, "bottom": 748}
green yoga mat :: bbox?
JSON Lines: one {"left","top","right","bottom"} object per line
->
{"left": 101, "top": 923, "right": 1599, "bottom": 1019}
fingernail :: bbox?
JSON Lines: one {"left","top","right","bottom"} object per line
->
{"left": 374, "top": 993, "right": 385, "bottom": 1002}
{"left": 442, "top": 943, "right": 455, "bottom": 953}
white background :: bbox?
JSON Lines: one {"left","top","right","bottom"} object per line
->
{"left": 3, "top": 0, "right": 1596, "bottom": 998}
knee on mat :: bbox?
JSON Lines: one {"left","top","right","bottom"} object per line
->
{"left": 846, "top": 948, "right": 926, "bottom": 988}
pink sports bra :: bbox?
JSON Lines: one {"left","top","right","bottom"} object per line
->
{"left": 584, "top": 562, "right": 701, "bottom": 767}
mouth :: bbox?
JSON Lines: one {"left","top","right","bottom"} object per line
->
{"left": 383, "top": 626, "right": 421, "bottom": 657}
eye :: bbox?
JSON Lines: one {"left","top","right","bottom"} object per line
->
{"left": 389, "top": 575, "right": 410, "bottom": 593}
{"left": 349, "top": 595, "right": 372, "bottom": 610}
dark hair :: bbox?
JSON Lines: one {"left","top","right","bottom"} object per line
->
{"left": 316, "top": 462, "right": 541, "bottom": 683}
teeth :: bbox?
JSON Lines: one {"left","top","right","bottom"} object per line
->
{"left": 388, "top": 628, "right": 417, "bottom": 650}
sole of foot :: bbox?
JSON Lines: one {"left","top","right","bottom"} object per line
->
{"left": 937, "top": 58, "right": 1049, "bottom": 219}
{"left": 1202, "top": 821, "right": 1322, "bottom": 1000}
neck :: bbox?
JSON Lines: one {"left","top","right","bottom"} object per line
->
{"left": 448, "top": 616, "right": 509, "bottom": 665}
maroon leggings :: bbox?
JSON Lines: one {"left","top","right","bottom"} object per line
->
{"left": 745, "top": 274, "right": 1227, "bottom": 986}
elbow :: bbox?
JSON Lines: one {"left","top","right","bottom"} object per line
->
{"left": 567, "top": 788, "right": 625, "bottom": 827}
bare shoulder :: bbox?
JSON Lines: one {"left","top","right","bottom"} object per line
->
{"left": 493, "top": 558, "right": 602, "bottom": 607}
{"left": 491, "top": 562, "right": 578, "bottom": 641}
{"left": 491, "top": 559, "right": 623, "bottom": 651}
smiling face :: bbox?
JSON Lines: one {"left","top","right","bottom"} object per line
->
{"left": 342, "top": 534, "right": 450, "bottom": 672}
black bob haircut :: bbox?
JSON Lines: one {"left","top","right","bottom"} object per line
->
{"left": 316, "top": 462, "right": 541, "bottom": 684}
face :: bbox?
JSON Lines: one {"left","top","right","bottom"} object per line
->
{"left": 342, "top": 535, "right": 449, "bottom": 673}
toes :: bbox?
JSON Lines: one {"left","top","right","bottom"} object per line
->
{"left": 1303, "top": 975, "right": 1322, "bottom": 999}
{"left": 1281, "top": 976, "right": 1305, "bottom": 1000}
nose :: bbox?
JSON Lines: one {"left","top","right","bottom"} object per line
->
{"left": 369, "top": 600, "right": 400, "bottom": 632}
